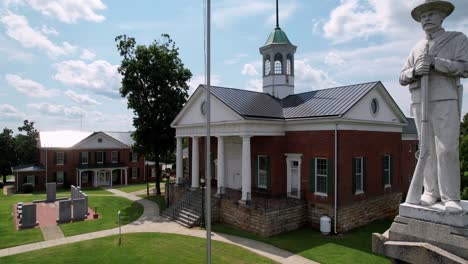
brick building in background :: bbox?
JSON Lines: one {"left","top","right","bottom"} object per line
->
{"left": 12, "top": 131, "right": 150, "bottom": 192}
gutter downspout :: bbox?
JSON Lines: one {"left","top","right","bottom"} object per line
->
{"left": 334, "top": 123, "right": 338, "bottom": 234}
{"left": 45, "top": 149, "right": 48, "bottom": 184}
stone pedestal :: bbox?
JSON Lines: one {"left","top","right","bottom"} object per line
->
{"left": 21, "top": 204, "right": 37, "bottom": 228}
{"left": 372, "top": 202, "right": 468, "bottom": 263}
{"left": 46, "top": 183, "right": 56, "bottom": 203}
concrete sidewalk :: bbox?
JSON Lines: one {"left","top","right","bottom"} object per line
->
{"left": 0, "top": 188, "right": 317, "bottom": 264}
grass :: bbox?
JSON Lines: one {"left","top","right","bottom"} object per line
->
{"left": 0, "top": 192, "right": 47, "bottom": 249}
{"left": 59, "top": 196, "right": 143, "bottom": 237}
{"left": 138, "top": 194, "right": 167, "bottom": 212}
{"left": 212, "top": 219, "right": 392, "bottom": 264}
{"left": 113, "top": 183, "right": 159, "bottom": 193}
{"left": 0, "top": 233, "right": 277, "bottom": 264}
{"left": 31, "top": 187, "right": 112, "bottom": 196}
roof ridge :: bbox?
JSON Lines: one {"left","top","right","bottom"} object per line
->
{"left": 203, "top": 85, "right": 268, "bottom": 95}
{"left": 285, "top": 81, "right": 380, "bottom": 98}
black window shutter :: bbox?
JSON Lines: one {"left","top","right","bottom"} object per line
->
{"left": 390, "top": 155, "right": 394, "bottom": 185}
{"left": 310, "top": 158, "right": 315, "bottom": 193}
{"left": 327, "top": 159, "right": 333, "bottom": 195}
{"left": 103, "top": 152, "right": 106, "bottom": 163}
{"left": 35, "top": 175, "right": 38, "bottom": 185}
{"left": 363, "top": 157, "right": 367, "bottom": 193}
{"left": 254, "top": 156, "right": 258, "bottom": 188}
{"left": 137, "top": 168, "right": 140, "bottom": 178}
{"left": 64, "top": 153, "right": 67, "bottom": 164}
{"left": 64, "top": 172, "right": 67, "bottom": 182}
{"left": 54, "top": 152, "right": 57, "bottom": 164}
{"left": 95, "top": 152, "right": 97, "bottom": 164}
{"left": 53, "top": 172, "right": 57, "bottom": 182}
{"left": 352, "top": 158, "right": 356, "bottom": 194}
{"left": 129, "top": 151, "right": 132, "bottom": 162}
{"left": 266, "top": 156, "right": 271, "bottom": 189}
{"left": 117, "top": 151, "right": 120, "bottom": 163}
{"left": 79, "top": 152, "right": 82, "bottom": 164}
{"left": 382, "top": 156, "right": 386, "bottom": 188}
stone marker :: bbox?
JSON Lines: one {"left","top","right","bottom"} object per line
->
{"left": 72, "top": 198, "right": 87, "bottom": 221}
{"left": 57, "top": 200, "right": 72, "bottom": 223}
{"left": 46, "top": 182, "right": 57, "bottom": 202}
{"left": 21, "top": 204, "right": 37, "bottom": 228}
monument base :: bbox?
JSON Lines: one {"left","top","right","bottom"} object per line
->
{"left": 372, "top": 214, "right": 468, "bottom": 263}
{"left": 399, "top": 201, "right": 468, "bottom": 227}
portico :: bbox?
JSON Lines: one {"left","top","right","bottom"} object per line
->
{"left": 76, "top": 166, "right": 128, "bottom": 188}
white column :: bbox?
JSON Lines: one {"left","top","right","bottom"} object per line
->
{"left": 125, "top": 169, "right": 128, "bottom": 185}
{"left": 241, "top": 136, "right": 252, "bottom": 202}
{"left": 94, "top": 170, "right": 98, "bottom": 187}
{"left": 79, "top": 170, "right": 82, "bottom": 187}
{"left": 217, "top": 136, "right": 225, "bottom": 194}
{"left": 191, "top": 136, "right": 200, "bottom": 188}
{"left": 176, "top": 137, "right": 183, "bottom": 185}
{"left": 110, "top": 170, "right": 113, "bottom": 187}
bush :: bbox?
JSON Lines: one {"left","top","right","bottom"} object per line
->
{"left": 462, "top": 187, "right": 468, "bottom": 200}
{"left": 0, "top": 182, "right": 3, "bottom": 189}
{"left": 22, "top": 183, "right": 34, "bottom": 193}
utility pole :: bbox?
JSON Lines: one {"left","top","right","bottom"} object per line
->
{"left": 205, "top": 0, "right": 212, "bottom": 263}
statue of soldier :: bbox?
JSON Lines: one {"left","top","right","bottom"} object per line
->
{"left": 400, "top": 0, "right": 468, "bottom": 213}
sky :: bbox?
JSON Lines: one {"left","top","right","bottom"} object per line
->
{"left": 0, "top": 0, "right": 468, "bottom": 133}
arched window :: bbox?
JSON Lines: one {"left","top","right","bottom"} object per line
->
{"left": 274, "top": 53, "right": 283, "bottom": 74}
{"left": 286, "top": 54, "right": 293, "bottom": 75}
{"left": 264, "top": 56, "right": 271, "bottom": 76}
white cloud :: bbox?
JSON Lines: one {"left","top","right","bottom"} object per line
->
{"left": 187, "top": 74, "right": 222, "bottom": 95}
{"left": 0, "top": 104, "right": 25, "bottom": 120}
{"left": 5, "top": 74, "right": 58, "bottom": 98}
{"left": 80, "top": 49, "right": 96, "bottom": 60}
{"left": 245, "top": 79, "right": 263, "bottom": 92}
{"left": 294, "top": 59, "right": 338, "bottom": 93}
{"left": 324, "top": 52, "right": 345, "bottom": 67}
{"left": 241, "top": 63, "right": 259, "bottom": 76}
{"left": 53, "top": 60, "right": 121, "bottom": 97}
{"left": 41, "top": 25, "right": 58, "bottom": 36}
{"left": 322, "top": 0, "right": 468, "bottom": 44}
{"left": 65, "top": 90, "right": 101, "bottom": 105}
{"left": 0, "top": 13, "right": 76, "bottom": 57}
{"left": 28, "top": 102, "right": 85, "bottom": 119}
{"left": 9, "top": 0, "right": 106, "bottom": 23}
{"left": 213, "top": 0, "right": 297, "bottom": 27}
{"left": 224, "top": 53, "right": 248, "bottom": 65}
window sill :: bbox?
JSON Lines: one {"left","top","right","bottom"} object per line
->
{"left": 56, "top": 163, "right": 64, "bottom": 166}
{"left": 355, "top": 191, "right": 364, "bottom": 195}
{"left": 384, "top": 185, "right": 392, "bottom": 189}
{"left": 315, "top": 192, "right": 328, "bottom": 197}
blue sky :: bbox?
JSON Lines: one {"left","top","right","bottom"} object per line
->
{"left": 1, "top": 0, "right": 467, "bottom": 132}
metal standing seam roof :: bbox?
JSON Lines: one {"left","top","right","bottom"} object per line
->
{"left": 264, "top": 27, "right": 292, "bottom": 45}
{"left": 39, "top": 131, "right": 134, "bottom": 148}
{"left": 206, "top": 81, "right": 380, "bottom": 120}
{"left": 403, "top": 118, "right": 418, "bottom": 134}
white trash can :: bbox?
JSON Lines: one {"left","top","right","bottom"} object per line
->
{"left": 320, "top": 216, "right": 331, "bottom": 235}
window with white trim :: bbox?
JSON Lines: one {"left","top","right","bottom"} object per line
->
{"left": 265, "top": 59, "right": 271, "bottom": 76}
{"left": 257, "top": 155, "right": 268, "bottom": 189}
{"left": 56, "top": 171, "right": 64, "bottom": 184}
{"left": 132, "top": 168, "right": 137, "bottom": 179}
{"left": 56, "top": 152, "right": 64, "bottom": 165}
{"left": 355, "top": 157, "right": 364, "bottom": 193}
{"left": 81, "top": 152, "right": 88, "bottom": 164}
{"left": 132, "top": 152, "right": 138, "bottom": 162}
{"left": 97, "top": 151, "right": 103, "bottom": 164}
{"left": 383, "top": 155, "right": 392, "bottom": 187}
{"left": 26, "top": 175, "right": 35, "bottom": 186}
{"left": 111, "top": 151, "right": 118, "bottom": 163}
{"left": 315, "top": 158, "right": 328, "bottom": 195}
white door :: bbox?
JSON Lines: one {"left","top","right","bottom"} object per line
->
{"left": 286, "top": 155, "right": 302, "bottom": 199}
{"left": 225, "top": 137, "right": 242, "bottom": 189}
{"left": 98, "top": 171, "right": 108, "bottom": 186}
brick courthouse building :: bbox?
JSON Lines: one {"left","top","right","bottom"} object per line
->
{"left": 168, "top": 21, "right": 418, "bottom": 235}
{"left": 13, "top": 131, "right": 148, "bottom": 192}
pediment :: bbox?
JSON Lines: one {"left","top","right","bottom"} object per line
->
{"left": 172, "top": 87, "right": 244, "bottom": 127}
{"left": 73, "top": 132, "right": 128, "bottom": 149}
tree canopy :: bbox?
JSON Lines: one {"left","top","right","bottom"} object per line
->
{"left": 115, "top": 34, "right": 192, "bottom": 195}
{"left": 0, "top": 128, "right": 15, "bottom": 183}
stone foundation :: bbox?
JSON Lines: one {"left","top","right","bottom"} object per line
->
{"left": 167, "top": 184, "right": 402, "bottom": 236}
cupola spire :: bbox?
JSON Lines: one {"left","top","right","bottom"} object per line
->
{"left": 276, "top": 0, "right": 279, "bottom": 29}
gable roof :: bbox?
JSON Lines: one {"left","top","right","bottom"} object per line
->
{"left": 39, "top": 131, "right": 134, "bottom": 148}
{"left": 206, "top": 81, "right": 390, "bottom": 120}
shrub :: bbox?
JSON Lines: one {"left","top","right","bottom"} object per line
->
{"left": 22, "top": 183, "right": 34, "bottom": 193}
{"left": 0, "top": 182, "right": 3, "bottom": 189}
{"left": 462, "top": 187, "right": 468, "bottom": 200}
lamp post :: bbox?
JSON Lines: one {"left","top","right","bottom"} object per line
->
{"left": 118, "top": 210, "right": 121, "bottom": 245}
{"left": 200, "top": 177, "right": 205, "bottom": 228}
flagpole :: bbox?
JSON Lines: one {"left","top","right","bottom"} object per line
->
{"left": 205, "top": 0, "right": 212, "bottom": 263}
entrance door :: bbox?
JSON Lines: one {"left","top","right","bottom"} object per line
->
{"left": 98, "top": 171, "right": 109, "bottom": 186}
{"left": 225, "top": 137, "right": 242, "bottom": 189}
{"left": 286, "top": 155, "right": 302, "bottom": 199}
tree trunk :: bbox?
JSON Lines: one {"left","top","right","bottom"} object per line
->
{"left": 2, "top": 175, "right": 6, "bottom": 184}
{"left": 154, "top": 150, "right": 161, "bottom": 195}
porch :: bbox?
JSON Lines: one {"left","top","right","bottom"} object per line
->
{"left": 76, "top": 164, "right": 128, "bottom": 188}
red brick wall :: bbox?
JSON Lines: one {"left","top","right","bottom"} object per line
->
{"left": 40, "top": 148, "right": 145, "bottom": 186}
{"left": 400, "top": 140, "right": 418, "bottom": 196}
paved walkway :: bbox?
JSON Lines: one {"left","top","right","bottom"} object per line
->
{"left": 40, "top": 225, "right": 64, "bottom": 241}
{"left": 0, "top": 189, "right": 317, "bottom": 264}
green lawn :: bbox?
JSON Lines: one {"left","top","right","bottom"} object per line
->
{"left": 31, "top": 187, "right": 112, "bottom": 196}
{"left": 0, "top": 233, "right": 276, "bottom": 264}
{"left": 213, "top": 219, "right": 392, "bottom": 264}
{"left": 59, "top": 196, "right": 143, "bottom": 237}
{"left": 0, "top": 192, "right": 48, "bottom": 249}
{"left": 138, "top": 194, "right": 166, "bottom": 212}
{"left": 113, "top": 183, "right": 159, "bottom": 193}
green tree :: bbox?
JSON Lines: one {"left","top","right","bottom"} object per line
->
{"left": 461, "top": 113, "right": 468, "bottom": 136}
{"left": 15, "top": 120, "right": 39, "bottom": 165}
{"left": 115, "top": 34, "right": 192, "bottom": 195}
{"left": 0, "top": 128, "right": 15, "bottom": 184}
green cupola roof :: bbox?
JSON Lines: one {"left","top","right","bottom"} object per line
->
{"left": 264, "top": 27, "right": 292, "bottom": 46}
